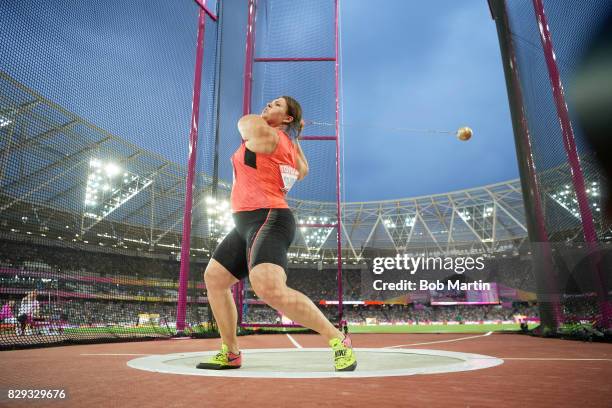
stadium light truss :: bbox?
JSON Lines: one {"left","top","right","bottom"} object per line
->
{"left": 382, "top": 216, "right": 416, "bottom": 229}
{"left": 457, "top": 206, "right": 491, "bottom": 221}
{"left": 549, "top": 181, "right": 601, "bottom": 218}
{"left": 299, "top": 215, "right": 334, "bottom": 252}
{"left": 83, "top": 158, "right": 152, "bottom": 221}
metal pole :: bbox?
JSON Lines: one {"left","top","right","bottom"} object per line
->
{"left": 532, "top": 0, "right": 610, "bottom": 328}
{"left": 150, "top": 178, "right": 155, "bottom": 246}
{"left": 176, "top": 9, "right": 206, "bottom": 333}
{"left": 211, "top": 0, "right": 224, "bottom": 198}
{"left": 237, "top": 0, "right": 257, "bottom": 327}
{"left": 489, "top": 0, "right": 563, "bottom": 329}
{"left": 243, "top": 0, "right": 256, "bottom": 115}
{"left": 334, "top": 0, "right": 344, "bottom": 327}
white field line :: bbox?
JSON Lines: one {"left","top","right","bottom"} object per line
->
{"left": 285, "top": 333, "right": 303, "bottom": 349}
{"left": 384, "top": 331, "right": 493, "bottom": 348}
{"left": 499, "top": 357, "right": 612, "bottom": 361}
{"left": 80, "top": 353, "right": 153, "bottom": 356}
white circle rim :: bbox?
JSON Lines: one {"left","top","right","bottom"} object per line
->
{"left": 127, "top": 348, "right": 504, "bottom": 378}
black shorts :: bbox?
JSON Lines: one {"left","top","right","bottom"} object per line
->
{"left": 212, "top": 208, "right": 296, "bottom": 280}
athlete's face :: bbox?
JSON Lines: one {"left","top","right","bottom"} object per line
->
{"left": 261, "top": 98, "right": 293, "bottom": 128}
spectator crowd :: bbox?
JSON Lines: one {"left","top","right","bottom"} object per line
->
{"left": 6, "top": 238, "right": 604, "bottom": 335}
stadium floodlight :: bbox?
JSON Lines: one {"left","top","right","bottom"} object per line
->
{"left": 0, "top": 115, "right": 12, "bottom": 128}
{"left": 586, "top": 181, "right": 600, "bottom": 197}
{"left": 206, "top": 196, "right": 234, "bottom": 238}
{"left": 157, "top": 243, "right": 180, "bottom": 249}
{"left": 548, "top": 182, "right": 603, "bottom": 219}
{"left": 104, "top": 163, "right": 120, "bottom": 177}
{"left": 96, "top": 232, "right": 117, "bottom": 239}
{"left": 405, "top": 216, "right": 415, "bottom": 227}
{"left": 458, "top": 209, "right": 472, "bottom": 221}
{"left": 83, "top": 158, "right": 152, "bottom": 225}
{"left": 383, "top": 218, "right": 396, "bottom": 229}
{"left": 300, "top": 215, "right": 334, "bottom": 252}
{"left": 296, "top": 251, "right": 319, "bottom": 260}
{"left": 124, "top": 237, "right": 148, "bottom": 244}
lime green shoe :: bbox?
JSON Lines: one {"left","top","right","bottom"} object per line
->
{"left": 196, "top": 344, "right": 242, "bottom": 370}
{"left": 329, "top": 335, "right": 357, "bottom": 372}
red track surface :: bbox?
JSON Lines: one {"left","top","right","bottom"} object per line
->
{"left": 1, "top": 333, "right": 610, "bottom": 407}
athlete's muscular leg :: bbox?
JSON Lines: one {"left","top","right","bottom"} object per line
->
{"left": 204, "top": 259, "right": 240, "bottom": 353}
{"left": 249, "top": 263, "right": 343, "bottom": 342}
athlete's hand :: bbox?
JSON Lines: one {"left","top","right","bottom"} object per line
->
{"left": 296, "top": 119, "right": 305, "bottom": 140}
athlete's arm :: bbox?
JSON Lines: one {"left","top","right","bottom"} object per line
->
{"left": 237, "top": 114, "right": 279, "bottom": 154}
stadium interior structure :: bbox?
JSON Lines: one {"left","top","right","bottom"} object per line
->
{"left": 1, "top": 0, "right": 611, "bottom": 349}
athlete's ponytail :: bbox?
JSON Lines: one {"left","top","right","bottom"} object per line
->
{"left": 281, "top": 96, "right": 303, "bottom": 139}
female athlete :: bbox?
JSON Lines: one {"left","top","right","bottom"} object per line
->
{"left": 196, "top": 96, "right": 356, "bottom": 372}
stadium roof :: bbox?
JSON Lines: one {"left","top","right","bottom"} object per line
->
{"left": 2, "top": 72, "right": 606, "bottom": 262}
